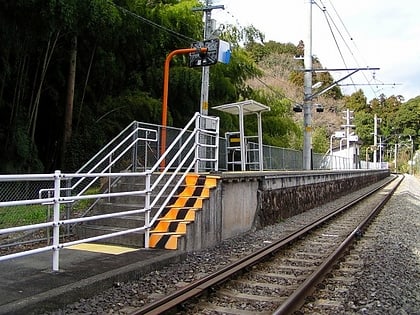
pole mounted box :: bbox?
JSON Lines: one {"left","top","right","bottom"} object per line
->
{"left": 189, "top": 39, "right": 231, "bottom": 68}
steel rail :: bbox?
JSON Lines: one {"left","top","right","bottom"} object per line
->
{"left": 273, "top": 174, "right": 404, "bottom": 314}
{"left": 130, "top": 175, "right": 399, "bottom": 315}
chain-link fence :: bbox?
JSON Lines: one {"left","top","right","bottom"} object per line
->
{"left": 0, "top": 118, "right": 347, "bottom": 253}
{"left": 0, "top": 176, "right": 60, "bottom": 249}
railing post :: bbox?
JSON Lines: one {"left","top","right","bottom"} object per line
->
{"left": 195, "top": 114, "right": 201, "bottom": 173}
{"left": 144, "top": 172, "right": 151, "bottom": 249}
{"left": 52, "top": 170, "right": 61, "bottom": 272}
{"left": 108, "top": 154, "right": 112, "bottom": 202}
{"left": 214, "top": 117, "right": 220, "bottom": 172}
{"left": 132, "top": 122, "right": 138, "bottom": 172}
{"left": 65, "top": 177, "right": 71, "bottom": 235}
{"left": 145, "top": 130, "right": 150, "bottom": 170}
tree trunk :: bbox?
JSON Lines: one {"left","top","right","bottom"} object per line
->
{"left": 76, "top": 44, "right": 96, "bottom": 132}
{"left": 29, "top": 31, "right": 60, "bottom": 142}
{"left": 61, "top": 34, "right": 77, "bottom": 169}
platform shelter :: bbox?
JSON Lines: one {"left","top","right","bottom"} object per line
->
{"left": 213, "top": 100, "right": 270, "bottom": 171}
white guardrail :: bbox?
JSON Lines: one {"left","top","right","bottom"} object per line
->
{"left": 0, "top": 113, "right": 220, "bottom": 271}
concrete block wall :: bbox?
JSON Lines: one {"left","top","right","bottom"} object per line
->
{"left": 191, "top": 170, "right": 390, "bottom": 250}
{"left": 184, "top": 181, "right": 223, "bottom": 251}
{"left": 257, "top": 171, "right": 388, "bottom": 228}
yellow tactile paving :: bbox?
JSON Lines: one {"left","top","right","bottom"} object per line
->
{"left": 67, "top": 243, "right": 139, "bottom": 255}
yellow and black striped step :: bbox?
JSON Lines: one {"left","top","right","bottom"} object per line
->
{"left": 151, "top": 220, "right": 188, "bottom": 233}
{"left": 184, "top": 174, "right": 217, "bottom": 188}
{"left": 168, "top": 196, "right": 204, "bottom": 209}
{"left": 157, "top": 207, "right": 199, "bottom": 222}
{"left": 149, "top": 234, "right": 182, "bottom": 250}
{"left": 149, "top": 174, "right": 219, "bottom": 250}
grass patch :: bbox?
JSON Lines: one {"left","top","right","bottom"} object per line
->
{"left": 0, "top": 187, "right": 101, "bottom": 229}
{"left": 0, "top": 204, "right": 48, "bottom": 228}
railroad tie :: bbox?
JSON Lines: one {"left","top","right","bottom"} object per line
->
{"left": 149, "top": 174, "right": 219, "bottom": 250}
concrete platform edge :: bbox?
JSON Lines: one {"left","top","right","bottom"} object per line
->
{"left": 0, "top": 251, "right": 185, "bottom": 315}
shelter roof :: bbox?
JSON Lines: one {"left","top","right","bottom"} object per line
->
{"left": 212, "top": 100, "right": 270, "bottom": 116}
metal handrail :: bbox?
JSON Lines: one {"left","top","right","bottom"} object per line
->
{"left": 0, "top": 113, "right": 220, "bottom": 271}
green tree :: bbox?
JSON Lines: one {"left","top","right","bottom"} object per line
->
{"left": 395, "top": 96, "right": 420, "bottom": 150}
{"left": 312, "top": 126, "right": 329, "bottom": 154}
{"left": 241, "top": 89, "right": 301, "bottom": 149}
{"left": 344, "top": 89, "right": 368, "bottom": 112}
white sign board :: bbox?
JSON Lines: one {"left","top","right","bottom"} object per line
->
{"left": 334, "top": 131, "right": 345, "bottom": 138}
{"left": 348, "top": 135, "right": 359, "bottom": 142}
{"left": 217, "top": 40, "right": 231, "bottom": 64}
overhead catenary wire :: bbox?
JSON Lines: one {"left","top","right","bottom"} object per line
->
{"left": 326, "top": 0, "right": 379, "bottom": 97}
{"left": 316, "top": 0, "right": 380, "bottom": 98}
{"left": 315, "top": 1, "right": 357, "bottom": 91}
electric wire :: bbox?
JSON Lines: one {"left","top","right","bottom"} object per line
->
{"left": 115, "top": 5, "right": 199, "bottom": 45}
{"left": 317, "top": 3, "right": 351, "bottom": 72}
{"left": 252, "top": 72, "right": 299, "bottom": 106}
{"left": 113, "top": 2, "right": 333, "bottom": 109}
{"left": 115, "top": 1, "right": 396, "bottom": 101}
{"left": 326, "top": 0, "right": 378, "bottom": 96}
{"left": 322, "top": 0, "right": 380, "bottom": 97}
{"left": 326, "top": 0, "right": 367, "bottom": 66}
{"left": 315, "top": 0, "right": 359, "bottom": 92}
{"left": 116, "top": 2, "right": 298, "bottom": 107}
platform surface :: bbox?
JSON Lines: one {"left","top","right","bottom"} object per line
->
{"left": 0, "top": 244, "right": 184, "bottom": 314}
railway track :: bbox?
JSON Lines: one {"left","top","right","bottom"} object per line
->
{"left": 130, "top": 174, "right": 402, "bottom": 315}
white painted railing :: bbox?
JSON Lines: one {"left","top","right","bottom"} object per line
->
{"left": 0, "top": 113, "right": 220, "bottom": 271}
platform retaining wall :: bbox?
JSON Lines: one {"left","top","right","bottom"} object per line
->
{"left": 187, "top": 169, "right": 390, "bottom": 251}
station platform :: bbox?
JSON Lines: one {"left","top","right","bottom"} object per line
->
{"left": 0, "top": 244, "right": 185, "bottom": 314}
{"left": 0, "top": 169, "right": 391, "bottom": 314}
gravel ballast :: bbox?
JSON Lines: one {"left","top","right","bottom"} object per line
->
{"left": 342, "top": 175, "right": 420, "bottom": 314}
{"left": 46, "top": 175, "right": 420, "bottom": 314}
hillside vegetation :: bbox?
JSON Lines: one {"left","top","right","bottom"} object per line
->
{"left": 0, "top": 0, "right": 418, "bottom": 174}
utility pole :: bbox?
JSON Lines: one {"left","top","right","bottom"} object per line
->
{"left": 303, "top": 0, "right": 313, "bottom": 170}
{"left": 193, "top": 1, "right": 223, "bottom": 171}
{"left": 408, "top": 135, "right": 414, "bottom": 175}
{"left": 193, "top": 1, "right": 224, "bottom": 116}
{"left": 373, "top": 114, "right": 378, "bottom": 167}
{"left": 341, "top": 109, "right": 355, "bottom": 169}
{"left": 300, "top": 0, "right": 379, "bottom": 170}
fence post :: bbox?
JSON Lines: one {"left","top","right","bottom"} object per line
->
{"left": 52, "top": 170, "right": 61, "bottom": 272}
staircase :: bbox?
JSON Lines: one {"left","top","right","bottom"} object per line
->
{"left": 149, "top": 173, "right": 218, "bottom": 250}
{"left": 74, "top": 173, "right": 160, "bottom": 247}
{"left": 75, "top": 173, "right": 219, "bottom": 250}
{"left": 72, "top": 112, "right": 220, "bottom": 251}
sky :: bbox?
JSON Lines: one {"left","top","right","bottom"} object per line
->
{"left": 211, "top": 0, "right": 420, "bottom": 102}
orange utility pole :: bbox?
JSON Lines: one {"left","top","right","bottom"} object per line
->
{"left": 160, "top": 47, "right": 208, "bottom": 169}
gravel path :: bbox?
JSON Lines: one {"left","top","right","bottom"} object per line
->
{"left": 46, "top": 175, "right": 420, "bottom": 314}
